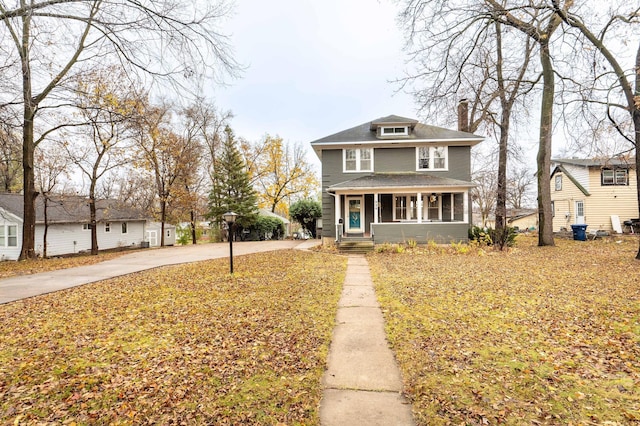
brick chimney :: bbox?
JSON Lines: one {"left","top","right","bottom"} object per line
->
{"left": 457, "top": 99, "right": 469, "bottom": 132}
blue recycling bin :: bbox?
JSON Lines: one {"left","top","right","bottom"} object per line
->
{"left": 571, "top": 224, "right": 588, "bottom": 241}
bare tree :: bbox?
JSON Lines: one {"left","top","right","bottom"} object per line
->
{"left": 34, "top": 144, "right": 70, "bottom": 258}
{"left": 0, "top": 0, "right": 238, "bottom": 259}
{"left": 483, "top": 0, "right": 576, "bottom": 247}
{"left": 397, "top": 1, "right": 538, "bottom": 249}
{"left": 551, "top": 1, "right": 640, "bottom": 258}
{"left": 63, "top": 67, "right": 138, "bottom": 255}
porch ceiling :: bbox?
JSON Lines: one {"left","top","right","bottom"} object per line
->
{"left": 328, "top": 172, "right": 475, "bottom": 192}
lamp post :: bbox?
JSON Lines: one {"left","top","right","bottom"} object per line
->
{"left": 223, "top": 211, "right": 237, "bottom": 274}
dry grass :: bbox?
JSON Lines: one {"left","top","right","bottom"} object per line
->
{"left": 370, "top": 234, "right": 640, "bottom": 425}
{"left": 0, "top": 250, "right": 346, "bottom": 425}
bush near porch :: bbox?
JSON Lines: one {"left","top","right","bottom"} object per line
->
{"left": 370, "top": 234, "right": 640, "bottom": 425}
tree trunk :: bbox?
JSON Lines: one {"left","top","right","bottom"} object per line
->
{"left": 160, "top": 198, "right": 166, "bottom": 247}
{"left": 43, "top": 197, "right": 48, "bottom": 258}
{"left": 21, "top": 112, "right": 37, "bottom": 260}
{"left": 89, "top": 197, "right": 98, "bottom": 255}
{"left": 537, "top": 40, "right": 555, "bottom": 246}
{"left": 634, "top": 43, "right": 640, "bottom": 259}
{"left": 20, "top": 20, "right": 37, "bottom": 260}
{"left": 190, "top": 210, "right": 197, "bottom": 244}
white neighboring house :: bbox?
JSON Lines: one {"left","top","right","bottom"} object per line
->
{"left": 146, "top": 222, "right": 176, "bottom": 247}
{"left": 0, "top": 193, "right": 148, "bottom": 260}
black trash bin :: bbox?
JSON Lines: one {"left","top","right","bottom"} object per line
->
{"left": 570, "top": 224, "right": 588, "bottom": 241}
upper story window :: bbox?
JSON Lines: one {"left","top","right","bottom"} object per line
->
{"left": 417, "top": 146, "right": 448, "bottom": 170}
{"left": 344, "top": 148, "right": 373, "bottom": 172}
{"left": 555, "top": 174, "right": 562, "bottom": 191}
{"left": 601, "top": 168, "right": 628, "bottom": 186}
{"left": 381, "top": 126, "right": 408, "bottom": 136}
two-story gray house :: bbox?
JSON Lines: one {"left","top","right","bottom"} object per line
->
{"left": 310, "top": 113, "right": 483, "bottom": 246}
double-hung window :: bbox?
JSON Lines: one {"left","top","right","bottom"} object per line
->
{"left": 0, "top": 225, "right": 17, "bottom": 247}
{"left": 417, "top": 146, "right": 448, "bottom": 170}
{"left": 601, "top": 168, "right": 629, "bottom": 186}
{"left": 344, "top": 148, "right": 373, "bottom": 172}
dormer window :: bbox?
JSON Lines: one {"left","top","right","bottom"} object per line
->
{"left": 380, "top": 126, "right": 409, "bottom": 136}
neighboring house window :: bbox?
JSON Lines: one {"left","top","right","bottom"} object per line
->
{"left": 417, "top": 146, "right": 448, "bottom": 170}
{"left": 167, "top": 230, "right": 171, "bottom": 237}
{"left": 121, "top": 222, "right": 128, "bottom": 234}
{"left": 105, "top": 222, "right": 111, "bottom": 233}
{"left": 343, "top": 148, "right": 373, "bottom": 172}
{"left": 83, "top": 223, "right": 93, "bottom": 231}
{"left": 551, "top": 201, "right": 555, "bottom": 217}
{"left": 601, "top": 168, "right": 629, "bottom": 186}
{"left": 0, "top": 225, "right": 17, "bottom": 247}
{"left": 555, "top": 175, "right": 562, "bottom": 191}
{"left": 381, "top": 126, "right": 408, "bottom": 136}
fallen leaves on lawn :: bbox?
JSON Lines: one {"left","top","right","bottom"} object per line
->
{"left": 370, "top": 235, "right": 640, "bottom": 425}
{"left": 0, "top": 250, "right": 346, "bottom": 425}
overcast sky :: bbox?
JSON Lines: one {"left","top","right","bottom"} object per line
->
{"left": 210, "top": 0, "right": 417, "bottom": 162}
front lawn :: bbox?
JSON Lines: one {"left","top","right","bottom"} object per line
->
{"left": 0, "top": 250, "right": 346, "bottom": 425}
{"left": 370, "top": 235, "right": 640, "bottom": 425}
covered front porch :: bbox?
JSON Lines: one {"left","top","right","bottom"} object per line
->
{"left": 333, "top": 190, "right": 470, "bottom": 244}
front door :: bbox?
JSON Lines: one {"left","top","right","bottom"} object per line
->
{"left": 575, "top": 201, "right": 585, "bottom": 224}
{"left": 346, "top": 196, "right": 364, "bottom": 233}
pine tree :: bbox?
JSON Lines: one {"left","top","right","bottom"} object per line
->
{"left": 208, "top": 126, "right": 258, "bottom": 229}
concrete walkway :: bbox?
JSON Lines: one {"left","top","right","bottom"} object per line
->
{"left": 320, "top": 255, "right": 414, "bottom": 425}
{"left": 0, "top": 240, "right": 318, "bottom": 304}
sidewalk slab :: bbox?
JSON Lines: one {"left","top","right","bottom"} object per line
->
{"left": 321, "top": 389, "right": 414, "bottom": 426}
{"left": 320, "top": 255, "right": 414, "bottom": 425}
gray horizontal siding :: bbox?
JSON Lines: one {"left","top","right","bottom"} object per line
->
{"left": 372, "top": 223, "right": 469, "bottom": 244}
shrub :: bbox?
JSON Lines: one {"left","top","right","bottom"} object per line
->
{"left": 469, "top": 226, "right": 518, "bottom": 248}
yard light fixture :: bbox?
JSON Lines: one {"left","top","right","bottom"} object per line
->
{"left": 223, "top": 211, "right": 238, "bottom": 274}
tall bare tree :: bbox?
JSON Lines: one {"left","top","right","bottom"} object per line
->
{"left": 397, "top": 1, "right": 538, "bottom": 249}
{"left": 0, "top": 0, "right": 238, "bottom": 259}
{"left": 550, "top": 1, "right": 640, "bottom": 258}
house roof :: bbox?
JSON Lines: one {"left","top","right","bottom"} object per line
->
{"left": 310, "top": 115, "right": 483, "bottom": 156}
{"left": 0, "top": 193, "right": 146, "bottom": 224}
{"left": 552, "top": 157, "right": 636, "bottom": 168}
{"left": 551, "top": 165, "right": 590, "bottom": 196}
{"left": 328, "top": 173, "right": 475, "bottom": 192}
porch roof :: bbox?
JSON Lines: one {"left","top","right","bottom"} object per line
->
{"left": 328, "top": 173, "right": 475, "bottom": 192}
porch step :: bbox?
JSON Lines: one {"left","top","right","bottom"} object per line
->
{"left": 338, "top": 240, "right": 375, "bottom": 253}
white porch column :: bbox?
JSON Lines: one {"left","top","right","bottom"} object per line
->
{"left": 463, "top": 190, "right": 469, "bottom": 223}
{"left": 417, "top": 192, "right": 422, "bottom": 223}
{"left": 335, "top": 193, "right": 341, "bottom": 227}
{"left": 373, "top": 193, "right": 379, "bottom": 224}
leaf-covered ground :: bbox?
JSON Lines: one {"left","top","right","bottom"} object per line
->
{"left": 0, "top": 252, "right": 126, "bottom": 279}
{"left": 370, "top": 235, "right": 640, "bottom": 425}
{"left": 0, "top": 250, "right": 346, "bottom": 425}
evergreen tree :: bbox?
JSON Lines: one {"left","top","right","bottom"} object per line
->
{"left": 208, "top": 126, "right": 258, "bottom": 230}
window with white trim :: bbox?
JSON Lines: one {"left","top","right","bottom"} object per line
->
{"left": 393, "top": 195, "right": 418, "bottom": 220}
{"left": 381, "top": 126, "right": 408, "bottom": 136}
{"left": 555, "top": 175, "right": 562, "bottom": 191}
{"left": 417, "top": 146, "right": 448, "bottom": 170}
{"left": 82, "top": 223, "right": 93, "bottom": 231}
{"left": 343, "top": 148, "right": 373, "bottom": 172}
{"left": 105, "top": 222, "right": 111, "bottom": 233}
{"left": 0, "top": 225, "right": 17, "bottom": 247}
{"left": 121, "top": 222, "right": 128, "bottom": 234}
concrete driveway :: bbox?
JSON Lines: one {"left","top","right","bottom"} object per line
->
{"left": 0, "top": 240, "right": 319, "bottom": 304}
